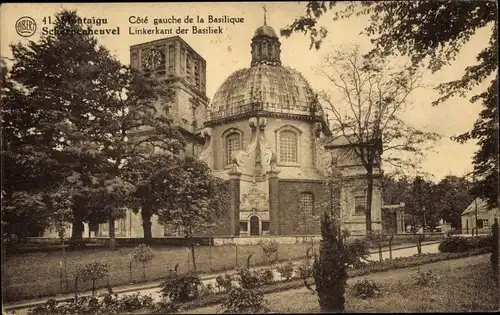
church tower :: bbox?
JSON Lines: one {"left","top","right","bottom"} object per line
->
{"left": 130, "top": 37, "right": 209, "bottom": 157}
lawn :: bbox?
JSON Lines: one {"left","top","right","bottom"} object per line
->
{"left": 182, "top": 254, "right": 499, "bottom": 313}
{"left": 2, "top": 242, "right": 313, "bottom": 302}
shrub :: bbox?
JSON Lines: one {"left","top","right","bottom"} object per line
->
{"left": 28, "top": 292, "right": 157, "bottom": 315}
{"left": 159, "top": 271, "right": 201, "bottom": 303}
{"left": 199, "top": 283, "right": 215, "bottom": 297}
{"left": 259, "top": 268, "right": 275, "bottom": 285}
{"left": 276, "top": 261, "right": 294, "bottom": 282}
{"left": 351, "top": 279, "right": 381, "bottom": 299}
{"left": 236, "top": 267, "right": 261, "bottom": 289}
{"left": 345, "top": 239, "right": 370, "bottom": 265}
{"left": 294, "top": 260, "right": 313, "bottom": 280}
{"left": 131, "top": 243, "right": 155, "bottom": 280}
{"left": 438, "top": 236, "right": 492, "bottom": 253}
{"left": 259, "top": 240, "right": 278, "bottom": 263}
{"left": 412, "top": 267, "right": 439, "bottom": 286}
{"left": 218, "top": 286, "right": 269, "bottom": 314}
{"left": 215, "top": 273, "right": 234, "bottom": 293}
{"left": 79, "top": 261, "right": 109, "bottom": 296}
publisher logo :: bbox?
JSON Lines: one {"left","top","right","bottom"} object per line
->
{"left": 16, "top": 16, "right": 37, "bottom": 37}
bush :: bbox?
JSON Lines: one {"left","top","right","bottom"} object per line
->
{"left": 351, "top": 279, "right": 381, "bottom": 299}
{"left": 294, "top": 261, "right": 313, "bottom": 280}
{"left": 159, "top": 271, "right": 201, "bottom": 303}
{"left": 259, "top": 268, "right": 275, "bottom": 285}
{"left": 215, "top": 273, "right": 234, "bottom": 293}
{"left": 412, "top": 267, "right": 439, "bottom": 286}
{"left": 28, "top": 292, "right": 157, "bottom": 315}
{"left": 276, "top": 261, "right": 294, "bottom": 282}
{"left": 259, "top": 240, "right": 278, "bottom": 263}
{"left": 438, "top": 236, "right": 492, "bottom": 253}
{"left": 236, "top": 267, "right": 261, "bottom": 289}
{"left": 218, "top": 286, "right": 269, "bottom": 314}
{"left": 199, "top": 283, "right": 215, "bottom": 297}
{"left": 345, "top": 239, "right": 370, "bottom": 265}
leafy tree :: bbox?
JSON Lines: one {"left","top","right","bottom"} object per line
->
{"left": 2, "top": 10, "right": 126, "bottom": 246}
{"left": 321, "top": 46, "right": 440, "bottom": 233}
{"left": 78, "top": 261, "right": 109, "bottom": 296}
{"left": 434, "top": 175, "right": 474, "bottom": 229}
{"left": 2, "top": 9, "right": 182, "bottom": 249}
{"left": 132, "top": 243, "right": 155, "bottom": 280}
{"left": 148, "top": 157, "right": 229, "bottom": 271}
{"left": 282, "top": 0, "right": 498, "bottom": 207}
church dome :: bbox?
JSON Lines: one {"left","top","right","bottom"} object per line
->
{"left": 209, "top": 64, "right": 318, "bottom": 121}
{"left": 208, "top": 21, "right": 322, "bottom": 122}
{"left": 253, "top": 25, "right": 278, "bottom": 38}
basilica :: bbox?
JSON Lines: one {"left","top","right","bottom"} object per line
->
{"left": 44, "top": 18, "right": 406, "bottom": 239}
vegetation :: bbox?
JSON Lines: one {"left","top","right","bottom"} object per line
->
{"left": 78, "top": 261, "right": 109, "bottom": 296}
{"left": 302, "top": 212, "right": 348, "bottom": 312}
{"left": 351, "top": 279, "right": 381, "bottom": 299}
{"left": 182, "top": 254, "right": 497, "bottom": 313}
{"left": 131, "top": 243, "right": 155, "bottom": 280}
{"left": 282, "top": 1, "right": 498, "bottom": 208}
{"left": 159, "top": 271, "right": 202, "bottom": 303}
{"left": 318, "top": 45, "right": 440, "bottom": 232}
{"left": 438, "top": 235, "right": 493, "bottom": 253}
{"left": 147, "top": 157, "right": 229, "bottom": 271}
{"left": 1, "top": 9, "right": 184, "bottom": 250}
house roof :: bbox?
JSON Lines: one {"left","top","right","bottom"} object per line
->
{"left": 461, "top": 198, "right": 497, "bottom": 216}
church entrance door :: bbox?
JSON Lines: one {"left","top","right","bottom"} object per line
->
{"left": 249, "top": 216, "right": 260, "bottom": 236}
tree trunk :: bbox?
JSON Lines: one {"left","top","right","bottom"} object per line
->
{"left": 70, "top": 212, "right": 85, "bottom": 249}
{"left": 365, "top": 166, "right": 374, "bottom": 234}
{"left": 141, "top": 206, "right": 153, "bottom": 243}
{"left": 109, "top": 216, "right": 116, "bottom": 251}
{"left": 190, "top": 236, "right": 197, "bottom": 272}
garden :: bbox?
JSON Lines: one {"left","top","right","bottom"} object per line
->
{"left": 21, "top": 234, "right": 497, "bottom": 314}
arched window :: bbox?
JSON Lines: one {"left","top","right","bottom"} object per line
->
{"left": 300, "top": 192, "right": 314, "bottom": 216}
{"left": 226, "top": 132, "right": 241, "bottom": 165}
{"left": 279, "top": 131, "right": 298, "bottom": 163}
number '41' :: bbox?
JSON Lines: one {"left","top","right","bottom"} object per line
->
{"left": 42, "top": 17, "right": 52, "bottom": 24}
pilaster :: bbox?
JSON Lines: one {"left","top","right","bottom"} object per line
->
{"left": 228, "top": 171, "right": 241, "bottom": 236}
{"left": 268, "top": 170, "right": 280, "bottom": 235}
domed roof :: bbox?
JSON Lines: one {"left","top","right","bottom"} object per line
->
{"left": 209, "top": 64, "right": 319, "bottom": 121}
{"left": 253, "top": 25, "right": 278, "bottom": 38}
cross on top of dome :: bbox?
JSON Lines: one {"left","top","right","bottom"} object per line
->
{"left": 251, "top": 6, "right": 281, "bottom": 66}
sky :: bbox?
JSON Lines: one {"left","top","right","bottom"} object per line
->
{"left": 1, "top": 2, "right": 492, "bottom": 182}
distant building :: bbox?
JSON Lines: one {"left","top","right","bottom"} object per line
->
{"left": 461, "top": 198, "right": 499, "bottom": 234}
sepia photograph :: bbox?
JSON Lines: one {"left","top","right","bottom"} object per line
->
{"left": 1, "top": 1, "right": 499, "bottom": 314}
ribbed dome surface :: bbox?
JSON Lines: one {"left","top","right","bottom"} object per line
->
{"left": 253, "top": 25, "right": 278, "bottom": 38}
{"left": 209, "top": 64, "right": 317, "bottom": 120}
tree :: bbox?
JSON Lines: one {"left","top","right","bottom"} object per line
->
{"left": 321, "top": 46, "right": 440, "bottom": 233}
{"left": 148, "top": 157, "right": 229, "bottom": 271}
{"left": 2, "top": 9, "right": 182, "bottom": 249}
{"left": 2, "top": 10, "right": 128, "bottom": 247}
{"left": 434, "top": 175, "right": 474, "bottom": 229}
{"left": 282, "top": 0, "right": 498, "bottom": 207}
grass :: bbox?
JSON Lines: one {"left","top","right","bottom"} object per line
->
{"left": 2, "top": 242, "right": 313, "bottom": 302}
{"left": 181, "top": 254, "right": 499, "bottom": 313}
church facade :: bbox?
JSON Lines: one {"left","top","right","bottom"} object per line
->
{"left": 43, "top": 20, "right": 406, "bottom": 239}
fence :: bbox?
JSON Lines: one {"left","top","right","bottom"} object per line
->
{"left": 2, "top": 241, "right": 317, "bottom": 303}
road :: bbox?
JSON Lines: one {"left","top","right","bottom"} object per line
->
{"left": 7, "top": 242, "right": 441, "bottom": 315}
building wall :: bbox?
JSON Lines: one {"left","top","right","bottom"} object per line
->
{"left": 208, "top": 117, "right": 325, "bottom": 180}
{"left": 277, "top": 179, "right": 328, "bottom": 235}
{"left": 461, "top": 209, "right": 497, "bottom": 234}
